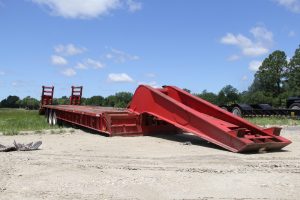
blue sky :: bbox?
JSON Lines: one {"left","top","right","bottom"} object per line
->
{"left": 0, "top": 0, "right": 300, "bottom": 99}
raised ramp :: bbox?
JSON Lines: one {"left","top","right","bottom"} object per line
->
{"left": 128, "top": 85, "right": 291, "bottom": 152}
{"left": 70, "top": 86, "right": 83, "bottom": 105}
{"left": 39, "top": 86, "right": 54, "bottom": 114}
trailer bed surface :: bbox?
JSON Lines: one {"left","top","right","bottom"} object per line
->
{"left": 43, "top": 105, "right": 128, "bottom": 116}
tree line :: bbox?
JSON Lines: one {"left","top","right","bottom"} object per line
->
{"left": 1, "top": 45, "right": 300, "bottom": 109}
{"left": 52, "top": 92, "right": 133, "bottom": 108}
{"left": 0, "top": 92, "right": 133, "bottom": 110}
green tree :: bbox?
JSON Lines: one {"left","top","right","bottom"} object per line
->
{"left": 80, "top": 97, "right": 87, "bottom": 105}
{"left": 0, "top": 95, "right": 20, "bottom": 108}
{"left": 287, "top": 45, "right": 300, "bottom": 96}
{"left": 57, "top": 96, "right": 69, "bottom": 105}
{"left": 240, "top": 91, "right": 274, "bottom": 105}
{"left": 20, "top": 96, "right": 40, "bottom": 110}
{"left": 86, "top": 96, "right": 104, "bottom": 106}
{"left": 254, "top": 50, "right": 288, "bottom": 97}
{"left": 217, "top": 85, "right": 240, "bottom": 105}
{"left": 114, "top": 92, "right": 133, "bottom": 108}
{"left": 195, "top": 90, "right": 218, "bottom": 105}
{"left": 105, "top": 95, "right": 116, "bottom": 107}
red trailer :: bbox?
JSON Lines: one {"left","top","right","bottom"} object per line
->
{"left": 39, "top": 85, "right": 291, "bottom": 153}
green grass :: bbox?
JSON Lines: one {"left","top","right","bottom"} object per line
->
{"left": 245, "top": 117, "right": 300, "bottom": 126}
{"left": 2, "top": 129, "right": 20, "bottom": 136}
{"left": 0, "top": 108, "right": 57, "bottom": 134}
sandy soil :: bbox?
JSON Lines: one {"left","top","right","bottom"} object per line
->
{"left": 0, "top": 127, "right": 299, "bottom": 200}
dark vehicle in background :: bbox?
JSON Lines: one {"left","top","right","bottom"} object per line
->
{"left": 287, "top": 97, "right": 300, "bottom": 110}
{"left": 220, "top": 97, "right": 300, "bottom": 117}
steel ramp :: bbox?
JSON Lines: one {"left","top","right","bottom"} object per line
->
{"left": 128, "top": 85, "right": 291, "bottom": 152}
{"left": 39, "top": 86, "right": 54, "bottom": 114}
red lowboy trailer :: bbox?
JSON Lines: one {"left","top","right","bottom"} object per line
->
{"left": 39, "top": 85, "right": 291, "bottom": 153}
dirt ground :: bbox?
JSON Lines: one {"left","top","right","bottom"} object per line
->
{"left": 0, "top": 127, "right": 299, "bottom": 200}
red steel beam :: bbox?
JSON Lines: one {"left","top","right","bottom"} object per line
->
{"left": 128, "top": 85, "right": 291, "bottom": 152}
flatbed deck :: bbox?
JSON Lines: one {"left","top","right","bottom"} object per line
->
{"left": 44, "top": 105, "right": 129, "bottom": 117}
{"left": 43, "top": 104, "right": 148, "bottom": 136}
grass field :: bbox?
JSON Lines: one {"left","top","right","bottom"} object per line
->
{"left": 246, "top": 117, "right": 300, "bottom": 126}
{"left": 0, "top": 108, "right": 299, "bottom": 135}
{"left": 0, "top": 108, "right": 57, "bottom": 135}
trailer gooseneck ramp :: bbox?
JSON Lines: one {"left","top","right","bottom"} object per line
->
{"left": 41, "top": 85, "right": 291, "bottom": 153}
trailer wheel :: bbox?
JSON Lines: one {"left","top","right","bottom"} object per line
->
{"left": 48, "top": 110, "right": 53, "bottom": 125}
{"left": 52, "top": 112, "right": 57, "bottom": 125}
{"left": 45, "top": 109, "right": 49, "bottom": 122}
{"left": 289, "top": 103, "right": 300, "bottom": 110}
{"left": 45, "top": 109, "right": 48, "bottom": 119}
{"left": 232, "top": 107, "right": 242, "bottom": 117}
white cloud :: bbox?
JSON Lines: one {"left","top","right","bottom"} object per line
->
{"left": 51, "top": 55, "right": 68, "bottom": 65}
{"left": 249, "top": 60, "right": 262, "bottom": 72}
{"left": 138, "top": 81, "right": 160, "bottom": 88}
{"left": 54, "top": 44, "right": 86, "bottom": 56}
{"left": 242, "top": 75, "right": 248, "bottom": 81}
{"left": 106, "top": 54, "right": 113, "bottom": 59}
{"left": 250, "top": 26, "right": 273, "bottom": 42}
{"left": 31, "top": 0, "right": 142, "bottom": 19}
{"left": 242, "top": 47, "right": 269, "bottom": 56}
{"left": 227, "top": 54, "right": 240, "bottom": 61}
{"left": 274, "top": 0, "right": 300, "bottom": 13}
{"left": 288, "top": 30, "right": 296, "bottom": 37}
{"left": 221, "top": 33, "right": 252, "bottom": 46}
{"left": 108, "top": 73, "right": 134, "bottom": 82}
{"left": 75, "top": 58, "right": 104, "bottom": 70}
{"left": 86, "top": 58, "right": 104, "bottom": 69}
{"left": 127, "top": 0, "right": 142, "bottom": 12}
{"left": 106, "top": 48, "right": 139, "bottom": 63}
{"left": 61, "top": 68, "right": 76, "bottom": 76}
{"left": 75, "top": 62, "right": 88, "bottom": 70}
{"left": 221, "top": 26, "right": 273, "bottom": 57}
{"left": 0, "top": 71, "right": 5, "bottom": 75}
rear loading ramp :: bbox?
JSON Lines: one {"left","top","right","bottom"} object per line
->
{"left": 128, "top": 85, "right": 291, "bottom": 152}
{"left": 39, "top": 86, "right": 54, "bottom": 114}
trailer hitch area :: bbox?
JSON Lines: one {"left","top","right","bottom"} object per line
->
{"left": 263, "top": 127, "right": 282, "bottom": 136}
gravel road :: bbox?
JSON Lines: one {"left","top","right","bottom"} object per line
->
{"left": 0, "top": 126, "right": 299, "bottom": 200}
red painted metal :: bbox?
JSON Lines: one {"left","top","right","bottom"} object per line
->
{"left": 127, "top": 85, "right": 291, "bottom": 152}
{"left": 70, "top": 86, "right": 82, "bottom": 105}
{"left": 41, "top": 85, "right": 291, "bottom": 153}
{"left": 39, "top": 86, "right": 54, "bottom": 114}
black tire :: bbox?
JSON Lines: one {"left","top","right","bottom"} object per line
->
{"left": 45, "top": 109, "right": 49, "bottom": 121}
{"left": 232, "top": 107, "right": 242, "bottom": 117}
{"left": 289, "top": 103, "right": 300, "bottom": 110}
{"left": 52, "top": 111, "right": 57, "bottom": 126}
